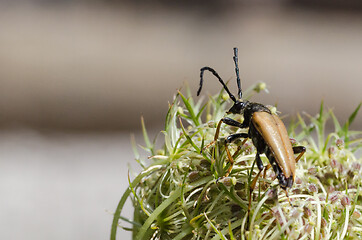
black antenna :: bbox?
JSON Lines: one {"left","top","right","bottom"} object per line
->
{"left": 198, "top": 66, "right": 237, "bottom": 103}
{"left": 233, "top": 48, "right": 242, "bottom": 99}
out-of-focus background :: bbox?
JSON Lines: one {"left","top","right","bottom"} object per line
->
{"left": 0, "top": 0, "right": 361, "bottom": 239}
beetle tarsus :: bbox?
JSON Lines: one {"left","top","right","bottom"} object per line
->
{"left": 284, "top": 189, "right": 294, "bottom": 207}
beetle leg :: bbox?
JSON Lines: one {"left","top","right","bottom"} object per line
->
{"left": 200, "top": 120, "right": 223, "bottom": 153}
{"left": 223, "top": 136, "right": 248, "bottom": 177}
{"left": 292, "top": 146, "right": 306, "bottom": 163}
{"left": 248, "top": 153, "right": 264, "bottom": 223}
{"left": 283, "top": 189, "right": 294, "bottom": 207}
{"left": 262, "top": 164, "right": 272, "bottom": 181}
{"left": 224, "top": 144, "right": 233, "bottom": 177}
{"left": 232, "top": 139, "right": 248, "bottom": 165}
{"left": 201, "top": 140, "right": 217, "bottom": 153}
{"left": 260, "top": 163, "right": 273, "bottom": 189}
{"left": 201, "top": 118, "right": 230, "bottom": 152}
{"left": 255, "top": 153, "right": 264, "bottom": 171}
{"left": 225, "top": 133, "right": 249, "bottom": 144}
{"left": 223, "top": 133, "right": 249, "bottom": 177}
{"left": 214, "top": 119, "right": 223, "bottom": 141}
{"left": 215, "top": 117, "right": 246, "bottom": 142}
{"left": 249, "top": 170, "right": 263, "bottom": 196}
{"left": 204, "top": 118, "right": 249, "bottom": 177}
{"left": 202, "top": 117, "right": 248, "bottom": 153}
{"left": 222, "top": 117, "right": 247, "bottom": 129}
{"left": 215, "top": 144, "right": 235, "bottom": 181}
{"left": 250, "top": 153, "right": 263, "bottom": 191}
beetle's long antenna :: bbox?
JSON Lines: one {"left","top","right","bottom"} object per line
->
{"left": 233, "top": 47, "right": 242, "bottom": 99}
{"left": 198, "top": 66, "right": 237, "bottom": 103}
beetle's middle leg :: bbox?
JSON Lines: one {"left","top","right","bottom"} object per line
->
{"left": 223, "top": 133, "right": 249, "bottom": 177}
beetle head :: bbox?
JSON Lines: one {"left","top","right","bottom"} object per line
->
{"left": 227, "top": 100, "right": 248, "bottom": 114}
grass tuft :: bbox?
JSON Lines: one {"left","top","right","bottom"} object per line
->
{"left": 111, "top": 83, "right": 362, "bottom": 240}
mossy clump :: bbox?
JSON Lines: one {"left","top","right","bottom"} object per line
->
{"left": 111, "top": 83, "right": 362, "bottom": 240}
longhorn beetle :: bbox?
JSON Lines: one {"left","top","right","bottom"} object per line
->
{"left": 197, "top": 48, "right": 306, "bottom": 210}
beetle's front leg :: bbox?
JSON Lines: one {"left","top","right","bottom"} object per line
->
{"left": 202, "top": 117, "right": 247, "bottom": 152}
{"left": 222, "top": 117, "right": 248, "bottom": 129}
{"left": 215, "top": 117, "right": 247, "bottom": 141}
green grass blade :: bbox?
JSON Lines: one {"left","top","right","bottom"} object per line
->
{"left": 342, "top": 102, "right": 361, "bottom": 146}
{"left": 173, "top": 226, "right": 193, "bottom": 240}
{"left": 179, "top": 118, "right": 201, "bottom": 153}
{"left": 196, "top": 103, "right": 208, "bottom": 122}
{"left": 330, "top": 110, "right": 342, "bottom": 134}
{"left": 165, "top": 93, "right": 179, "bottom": 132}
{"left": 344, "top": 102, "right": 361, "bottom": 131}
{"left": 179, "top": 91, "right": 200, "bottom": 126}
{"left": 130, "top": 134, "right": 145, "bottom": 168}
{"left": 164, "top": 96, "right": 181, "bottom": 150}
{"left": 134, "top": 188, "right": 183, "bottom": 240}
{"left": 316, "top": 101, "right": 326, "bottom": 151}
{"left": 204, "top": 213, "right": 227, "bottom": 240}
{"left": 141, "top": 116, "right": 154, "bottom": 155}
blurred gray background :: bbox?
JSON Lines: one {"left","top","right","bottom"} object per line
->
{"left": 0, "top": 0, "right": 361, "bottom": 239}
